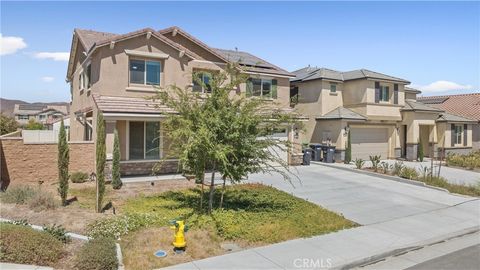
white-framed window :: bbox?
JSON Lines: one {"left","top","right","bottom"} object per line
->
{"left": 380, "top": 86, "right": 389, "bottom": 102}
{"left": 18, "top": 115, "right": 29, "bottom": 120}
{"left": 39, "top": 115, "right": 46, "bottom": 120}
{"left": 129, "top": 59, "right": 161, "bottom": 86}
{"left": 79, "top": 72, "right": 84, "bottom": 90}
{"left": 193, "top": 71, "right": 212, "bottom": 93}
{"left": 454, "top": 124, "right": 463, "bottom": 145}
{"left": 129, "top": 121, "right": 161, "bottom": 160}
{"left": 330, "top": 83, "right": 337, "bottom": 93}
{"left": 85, "top": 64, "right": 91, "bottom": 89}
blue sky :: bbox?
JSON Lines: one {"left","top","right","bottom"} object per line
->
{"left": 1, "top": 1, "right": 479, "bottom": 102}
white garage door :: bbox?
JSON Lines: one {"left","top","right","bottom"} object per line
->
{"left": 258, "top": 130, "right": 288, "bottom": 166}
{"left": 351, "top": 128, "right": 389, "bottom": 160}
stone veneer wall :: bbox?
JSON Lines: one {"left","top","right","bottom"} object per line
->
{"left": 0, "top": 138, "right": 94, "bottom": 188}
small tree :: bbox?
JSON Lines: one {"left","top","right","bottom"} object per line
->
{"left": 111, "top": 129, "right": 122, "bottom": 190}
{"left": 95, "top": 112, "right": 106, "bottom": 213}
{"left": 0, "top": 113, "right": 18, "bottom": 135}
{"left": 155, "top": 63, "right": 300, "bottom": 213}
{"left": 57, "top": 119, "right": 69, "bottom": 206}
{"left": 344, "top": 130, "right": 352, "bottom": 164}
{"left": 24, "top": 119, "right": 44, "bottom": 130}
{"left": 417, "top": 138, "right": 424, "bottom": 162}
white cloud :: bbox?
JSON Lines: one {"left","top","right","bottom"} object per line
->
{"left": 0, "top": 33, "right": 27, "bottom": 55}
{"left": 412, "top": 80, "right": 473, "bottom": 93}
{"left": 41, "top": 76, "right": 54, "bottom": 83}
{"left": 34, "top": 52, "right": 69, "bottom": 61}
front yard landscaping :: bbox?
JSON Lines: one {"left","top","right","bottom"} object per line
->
{"left": 0, "top": 181, "right": 355, "bottom": 270}
{"left": 446, "top": 150, "right": 480, "bottom": 171}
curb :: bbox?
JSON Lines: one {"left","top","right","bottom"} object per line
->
{"left": 311, "top": 162, "right": 452, "bottom": 194}
{"left": 338, "top": 226, "right": 480, "bottom": 270}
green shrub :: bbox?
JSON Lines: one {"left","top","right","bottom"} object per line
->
{"left": 1, "top": 185, "right": 36, "bottom": 204}
{"left": 369, "top": 155, "right": 381, "bottom": 172}
{"left": 392, "top": 161, "right": 404, "bottom": 176}
{"left": 400, "top": 167, "right": 418, "bottom": 180}
{"left": 417, "top": 139, "right": 424, "bottom": 162}
{"left": 0, "top": 223, "right": 64, "bottom": 266}
{"left": 446, "top": 151, "right": 480, "bottom": 169}
{"left": 43, "top": 224, "right": 71, "bottom": 243}
{"left": 28, "top": 189, "right": 57, "bottom": 211}
{"left": 380, "top": 162, "right": 391, "bottom": 174}
{"left": 344, "top": 131, "right": 351, "bottom": 164}
{"left": 354, "top": 158, "right": 365, "bottom": 169}
{"left": 74, "top": 237, "right": 118, "bottom": 270}
{"left": 111, "top": 130, "right": 122, "bottom": 190}
{"left": 71, "top": 172, "right": 89, "bottom": 183}
{"left": 86, "top": 213, "right": 160, "bottom": 239}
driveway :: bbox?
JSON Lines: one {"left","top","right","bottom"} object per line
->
{"left": 164, "top": 165, "right": 479, "bottom": 270}
{"left": 247, "top": 165, "right": 471, "bottom": 225}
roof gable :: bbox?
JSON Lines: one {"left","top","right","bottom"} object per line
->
{"left": 292, "top": 67, "right": 410, "bottom": 84}
{"left": 418, "top": 93, "right": 480, "bottom": 121}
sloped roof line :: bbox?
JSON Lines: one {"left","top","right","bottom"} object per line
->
{"left": 291, "top": 66, "right": 410, "bottom": 83}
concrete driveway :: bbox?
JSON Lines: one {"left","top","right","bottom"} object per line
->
{"left": 247, "top": 165, "right": 471, "bottom": 225}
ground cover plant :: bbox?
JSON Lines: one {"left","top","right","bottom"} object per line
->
{"left": 446, "top": 150, "right": 480, "bottom": 170}
{"left": 74, "top": 237, "right": 118, "bottom": 270}
{"left": 0, "top": 222, "right": 64, "bottom": 266}
{"left": 0, "top": 185, "right": 57, "bottom": 211}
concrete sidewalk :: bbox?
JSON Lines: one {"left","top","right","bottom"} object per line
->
{"left": 163, "top": 199, "right": 479, "bottom": 270}
{"left": 0, "top": 263, "right": 52, "bottom": 270}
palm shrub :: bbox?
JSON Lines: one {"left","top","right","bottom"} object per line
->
{"left": 417, "top": 139, "right": 424, "bottom": 162}
{"left": 392, "top": 161, "right": 404, "bottom": 176}
{"left": 344, "top": 131, "right": 352, "bottom": 164}
{"left": 369, "top": 155, "right": 381, "bottom": 172}
{"left": 380, "top": 162, "right": 391, "bottom": 174}
{"left": 96, "top": 112, "right": 106, "bottom": 213}
{"left": 354, "top": 158, "right": 365, "bottom": 169}
{"left": 57, "top": 119, "right": 69, "bottom": 206}
{"left": 111, "top": 129, "right": 122, "bottom": 190}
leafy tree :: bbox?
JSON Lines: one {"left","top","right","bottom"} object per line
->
{"left": 96, "top": 113, "right": 106, "bottom": 212}
{"left": 154, "top": 63, "right": 299, "bottom": 213}
{"left": 111, "top": 129, "right": 122, "bottom": 190}
{"left": 0, "top": 113, "right": 18, "bottom": 135}
{"left": 24, "top": 119, "right": 44, "bottom": 130}
{"left": 418, "top": 138, "right": 424, "bottom": 162}
{"left": 344, "top": 130, "right": 351, "bottom": 164}
{"left": 57, "top": 119, "right": 69, "bottom": 206}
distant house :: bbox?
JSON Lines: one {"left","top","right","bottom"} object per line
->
{"left": 418, "top": 93, "right": 480, "bottom": 151}
{"left": 13, "top": 104, "right": 69, "bottom": 128}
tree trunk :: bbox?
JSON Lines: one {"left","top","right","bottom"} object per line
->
{"left": 219, "top": 176, "right": 226, "bottom": 209}
{"left": 208, "top": 162, "right": 216, "bottom": 214}
{"left": 200, "top": 173, "right": 204, "bottom": 211}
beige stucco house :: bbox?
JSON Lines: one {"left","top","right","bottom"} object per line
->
{"left": 290, "top": 67, "right": 476, "bottom": 161}
{"left": 66, "top": 27, "right": 297, "bottom": 176}
{"left": 14, "top": 104, "right": 68, "bottom": 127}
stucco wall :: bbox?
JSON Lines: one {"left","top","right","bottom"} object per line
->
{"left": 0, "top": 138, "right": 94, "bottom": 187}
{"left": 473, "top": 123, "right": 480, "bottom": 150}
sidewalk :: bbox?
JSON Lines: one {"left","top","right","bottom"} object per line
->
{"left": 0, "top": 263, "right": 53, "bottom": 270}
{"left": 323, "top": 159, "right": 480, "bottom": 186}
{"left": 162, "top": 199, "right": 480, "bottom": 270}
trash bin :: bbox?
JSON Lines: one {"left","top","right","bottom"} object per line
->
{"left": 309, "top": 143, "right": 322, "bottom": 161}
{"left": 324, "top": 146, "right": 336, "bottom": 163}
{"left": 302, "top": 148, "right": 312, "bottom": 165}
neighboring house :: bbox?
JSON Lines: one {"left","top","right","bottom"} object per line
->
{"left": 14, "top": 104, "right": 68, "bottom": 128}
{"left": 66, "top": 26, "right": 296, "bottom": 176}
{"left": 418, "top": 93, "right": 480, "bottom": 151}
{"left": 290, "top": 66, "right": 476, "bottom": 161}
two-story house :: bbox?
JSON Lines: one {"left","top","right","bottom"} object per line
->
{"left": 14, "top": 104, "right": 68, "bottom": 127}
{"left": 291, "top": 67, "right": 476, "bottom": 161}
{"left": 66, "top": 27, "right": 296, "bottom": 176}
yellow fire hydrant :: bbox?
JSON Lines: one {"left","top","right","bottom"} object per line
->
{"left": 169, "top": 220, "right": 187, "bottom": 249}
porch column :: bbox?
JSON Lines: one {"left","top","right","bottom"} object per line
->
{"left": 406, "top": 122, "right": 419, "bottom": 161}
{"left": 430, "top": 125, "right": 438, "bottom": 158}
{"left": 105, "top": 120, "right": 117, "bottom": 160}
{"left": 394, "top": 125, "right": 401, "bottom": 158}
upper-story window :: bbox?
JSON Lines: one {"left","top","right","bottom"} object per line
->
{"left": 380, "top": 85, "right": 389, "bottom": 102}
{"left": 247, "top": 78, "right": 277, "bottom": 99}
{"left": 129, "top": 59, "right": 161, "bottom": 85}
{"left": 18, "top": 115, "right": 29, "bottom": 120}
{"left": 78, "top": 64, "right": 91, "bottom": 91}
{"left": 330, "top": 83, "right": 337, "bottom": 93}
{"left": 193, "top": 71, "right": 212, "bottom": 93}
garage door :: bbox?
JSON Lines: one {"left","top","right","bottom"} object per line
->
{"left": 258, "top": 130, "right": 288, "bottom": 166}
{"left": 351, "top": 128, "right": 389, "bottom": 160}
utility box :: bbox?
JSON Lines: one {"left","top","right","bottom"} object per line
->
{"left": 302, "top": 149, "right": 312, "bottom": 165}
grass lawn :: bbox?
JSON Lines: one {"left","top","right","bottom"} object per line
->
{"left": 116, "top": 183, "right": 356, "bottom": 269}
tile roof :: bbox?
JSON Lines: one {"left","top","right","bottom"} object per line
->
{"left": 291, "top": 67, "right": 410, "bottom": 84}
{"left": 417, "top": 93, "right": 480, "bottom": 121}
{"left": 401, "top": 100, "right": 444, "bottom": 113}
{"left": 72, "top": 27, "right": 292, "bottom": 78}
{"left": 92, "top": 95, "right": 176, "bottom": 115}
{"left": 14, "top": 104, "right": 68, "bottom": 115}
{"left": 437, "top": 112, "right": 477, "bottom": 123}
{"left": 315, "top": 106, "right": 366, "bottom": 120}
